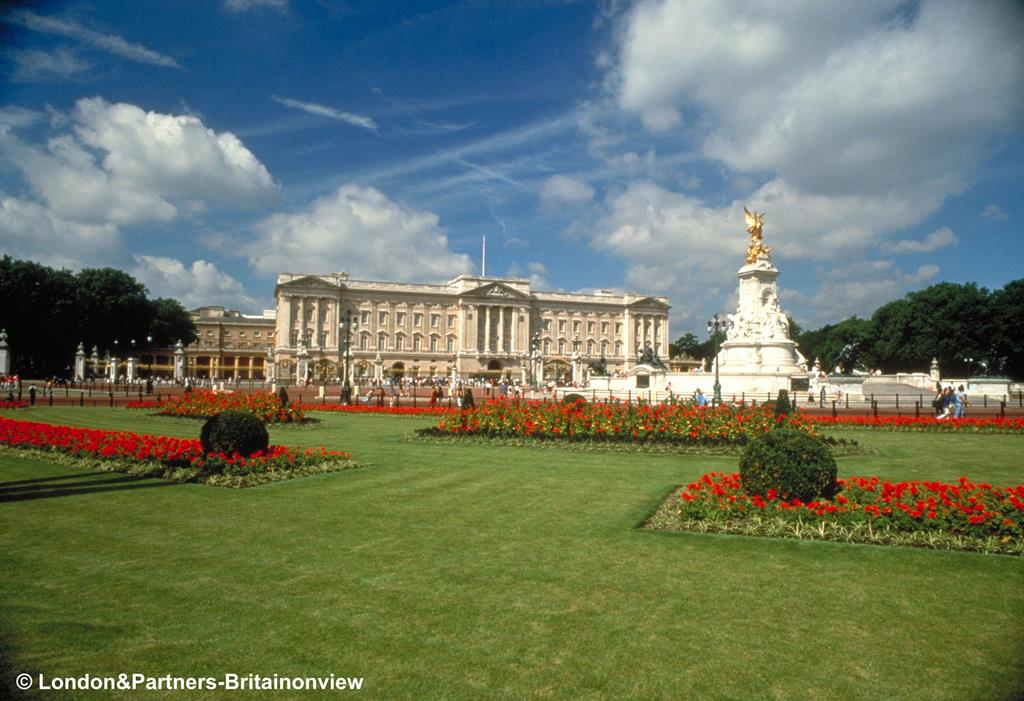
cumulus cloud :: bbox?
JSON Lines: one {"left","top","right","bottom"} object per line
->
{"left": 249, "top": 185, "right": 473, "bottom": 282}
{"left": 131, "top": 255, "right": 259, "bottom": 311}
{"left": 0, "top": 97, "right": 278, "bottom": 225}
{"left": 271, "top": 96, "right": 379, "bottom": 132}
{"left": 809, "top": 261, "right": 939, "bottom": 322}
{"left": 540, "top": 174, "right": 596, "bottom": 207}
{"left": 880, "top": 227, "right": 958, "bottom": 254}
{"left": 0, "top": 195, "right": 125, "bottom": 270}
{"left": 3, "top": 9, "right": 181, "bottom": 68}
{"left": 980, "top": 204, "right": 1008, "bottom": 222}
{"left": 590, "top": 0, "right": 1024, "bottom": 324}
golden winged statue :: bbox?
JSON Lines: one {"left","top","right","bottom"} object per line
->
{"left": 743, "top": 207, "right": 771, "bottom": 263}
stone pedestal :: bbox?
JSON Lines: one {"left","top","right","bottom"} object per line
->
{"left": 717, "top": 255, "right": 805, "bottom": 378}
{"left": 127, "top": 356, "right": 138, "bottom": 383}
{"left": 109, "top": 356, "right": 119, "bottom": 382}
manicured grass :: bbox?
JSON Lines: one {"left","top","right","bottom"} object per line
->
{"left": 1, "top": 407, "right": 1022, "bottom": 700}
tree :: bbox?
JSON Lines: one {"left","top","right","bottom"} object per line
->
{"left": 0, "top": 257, "right": 199, "bottom": 377}
{"left": 990, "top": 279, "right": 1024, "bottom": 379}
{"left": 866, "top": 282, "right": 994, "bottom": 375}
{"left": 796, "top": 317, "right": 872, "bottom": 374}
{"left": 669, "top": 332, "right": 703, "bottom": 359}
{"left": 150, "top": 298, "right": 198, "bottom": 347}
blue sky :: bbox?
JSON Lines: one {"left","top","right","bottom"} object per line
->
{"left": 1, "top": 0, "right": 1021, "bottom": 336}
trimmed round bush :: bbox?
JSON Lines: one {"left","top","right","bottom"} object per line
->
{"left": 739, "top": 429, "right": 839, "bottom": 501}
{"left": 200, "top": 411, "right": 270, "bottom": 458}
{"left": 563, "top": 393, "right": 587, "bottom": 405}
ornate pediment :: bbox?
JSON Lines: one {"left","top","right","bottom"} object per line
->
{"left": 460, "top": 282, "right": 530, "bottom": 300}
{"left": 276, "top": 275, "right": 342, "bottom": 294}
{"left": 627, "top": 296, "right": 671, "bottom": 311}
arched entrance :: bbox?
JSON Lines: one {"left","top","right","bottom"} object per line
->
{"left": 391, "top": 361, "right": 405, "bottom": 379}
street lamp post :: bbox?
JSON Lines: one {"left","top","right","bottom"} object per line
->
{"left": 707, "top": 314, "right": 723, "bottom": 406}
{"left": 339, "top": 310, "right": 357, "bottom": 405}
{"left": 963, "top": 356, "right": 973, "bottom": 389}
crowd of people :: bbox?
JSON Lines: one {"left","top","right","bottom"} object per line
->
{"left": 934, "top": 383, "right": 969, "bottom": 419}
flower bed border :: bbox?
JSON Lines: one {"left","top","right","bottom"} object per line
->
{"left": 643, "top": 474, "right": 1023, "bottom": 556}
{"left": 0, "top": 417, "right": 361, "bottom": 488}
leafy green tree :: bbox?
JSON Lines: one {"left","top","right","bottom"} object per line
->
{"left": 669, "top": 332, "right": 703, "bottom": 359}
{"left": 866, "top": 282, "right": 994, "bottom": 375}
{"left": 990, "top": 279, "right": 1024, "bottom": 379}
{"left": 150, "top": 298, "right": 198, "bottom": 347}
{"left": 0, "top": 257, "right": 198, "bottom": 377}
{"left": 795, "top": 317, "right": 871, "bottom": 374}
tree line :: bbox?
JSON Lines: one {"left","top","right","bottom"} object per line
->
{"left": 0, "top": 256, "right": 197, "bottom": 378}
{"left": 671, "top": 280, "right": 1024, "bottom": 380}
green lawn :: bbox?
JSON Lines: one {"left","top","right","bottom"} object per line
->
{"left": 1, "top": 407, "right": 1022, "bottom": 700}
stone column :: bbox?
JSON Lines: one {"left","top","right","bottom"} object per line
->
{"left": 622, "top": 308, "right": 631, "bottom": 371}
{"left": 127, "top": 356, "right": 137, "bottom": 383}
{"left": 510, "top": 307, "right": 518, "bottom": 355}
{"left": 90, "top": 346, "right": 100, "bottom": 378}
{"left": 484, "top": 306, "right": 492, "bottom": 353}
{"left": 298, "top": 297, "right": 307, "bottom": 345}
{"left": 74, "top": 342, "right": 85, "bottom": 381}
{"left": 497, "top": 306, "right": 505, "bottom": 353}
{"left": 109, "top": 355, "right": 119, "bottom": 382}
{"left": 279, "top": 295, "right": 292, "bottom": 349}
{"left": 313, "top": 298, "right": 321, "bottom": 347}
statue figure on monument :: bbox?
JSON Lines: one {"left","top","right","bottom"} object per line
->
{"left": 743, "top": 207, "right": 771, "bottom": 264}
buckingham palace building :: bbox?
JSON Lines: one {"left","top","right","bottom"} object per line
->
{"left": 272, "top": 272, "right": 670, "bottom": 384}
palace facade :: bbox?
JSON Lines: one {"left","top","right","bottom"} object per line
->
{"left": 273, "top": 272, "right": 670, "bottom": 384}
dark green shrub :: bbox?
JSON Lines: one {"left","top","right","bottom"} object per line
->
{"left": 563, "top": 393, "right": 586, "bottom": 405}
{"left": 739, "top": 429, "right": 838, "bottom": 501}
{"left": 773, "top": 389, "right": 791, "bottom": 419}
{"left": 200, "top": 411, "right": 270, "bottom": 459}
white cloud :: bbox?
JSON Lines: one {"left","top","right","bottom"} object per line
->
{"left": 0, "top": 97, "right": 278, "bottom": 225}
{"left": 249, "top": 185, "right": 473, "bottom": 282}
{"left": 131, "top": 255, "right": 259, "bottom": 311}
{"left": 980, "top": 204, "right": 1008, "bottom": 222}
{"left": 0, "top": 195, "right": 124, "bottom": 270}
{"left": 271, "top": 96, "right": 378, "bottom": 132}
{"left": 7, "top": 47, "right": 91, "bottom": 82}
{"left": 540, "top": 175, "right": 595, "bottom": 207}
{"left": 613, "top": 0, "right": 1024, "bottom": 197}
{"left": 4, "top": 9, "right": 181, "bottom": 69}
{"left": 809, "top": 261, "right": 939, "bottom": 322}
{"left": 881, "top": 227, "right": 958, "bottom": 254}
{"left": 225, "top": 0, "right": 288, "bottom": 12}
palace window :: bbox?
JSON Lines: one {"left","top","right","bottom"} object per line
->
{"left": 543, "top": 339, "right": 551, "bottom": 354}
{"left": 414, "top": 313, "right": 423, "bottom": 327}
{"left": 413, "top": 335, "right": 422, "bottom": 351}
{"left": 396, "top": 335, "right": 405, "bottom": 351}
{"left": 573, "top": 320, "right": 580, "bottom": 333}
{"left": 615, "top": 323, "right": 622, "bottom": 335}
{"left": 378, "top": 311, "right": 388, "bottom": 326}
{"left": 360, "top": 334, "right": 369, "bottom": 350}
{"left": 543, "top": 319, "right": 551, "bottom": 331}
{"left": 431, "top": 314, "right": 439, "bottom": 328}
{"left": 601, "top": 322, "right": 608, "bottom": 335}
{"left": 396, "top": 312, "right": 406, "bottom": 326}
{"left": 319, "top": 332, "right": 328, "bottom": 347}
{"left": 361, "top": 311, "right": 370, "bottom": 325}
{"left": 558, "top": 339, "right": 566, "bottom": 355}
{"left": 290, "top": 330, "right": 298, "bottom": 346}
{"left": 587, "top": 322, "right": 594, "bottom": 334}
{"left": 558, "top": 320, "right": 566, "bottom": 333}
{"left": 430, "top": 336, "right": 439, "bottom": 352}
{"left": 447, "top": 336, "right": 455, "bottom": 352}
{"left": 587, "top": 340, "right": 595, "bottom": 355}
{"left": 377, "top": 332, "right": 387, "bottom": 350}
{"left": 448, "top": 315, "right": 456, "bottom": 328}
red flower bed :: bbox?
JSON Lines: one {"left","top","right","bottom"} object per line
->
{"left": 435, "top": 399, "right": 818, "bottom": 445}
{"left": 304, "top": 404, "right": 454, "bottom": 416}
{"left": 809, "top": 415, "right": 1024, "bottom": 432}
{"left": 0, "top": 416, "right": 348, "bottom": 478}
{"left": 146, "top": 390, "right": 305, "bottom": 423}
{"left": 677, "top": 471, "right": 1023, "bottom": 542}
{"left": 0, "top": 401, "right": 29, "bottom": 409}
